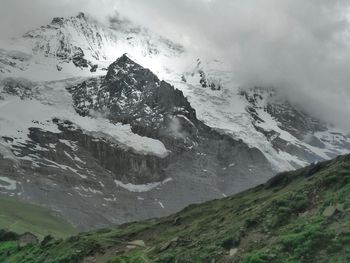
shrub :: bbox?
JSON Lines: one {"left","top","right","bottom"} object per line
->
{"left": 270, "top": 193, "right": 308, "bottom": 227}
{"left": 242, "top": 250, "right": 270, "bottom": 263}
{"left": 280, "top": 223, "right": 334, "bottom": 259}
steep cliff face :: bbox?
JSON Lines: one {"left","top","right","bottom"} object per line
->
{"left": 0, "top": 116, "right": 171, "bottom": 229}
{"left": 68, "top": 54, "right": 198, "bottom": 151}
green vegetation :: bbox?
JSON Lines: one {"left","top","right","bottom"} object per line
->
{"left": 1, "top": 154, "right": 350, "bottom": 262}
{"left": 0, "top": 196, "right": 77, "bottom": 239}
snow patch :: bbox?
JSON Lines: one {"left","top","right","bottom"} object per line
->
{"left": 0, "top": 93, "right": 168, "bottom": 158}
{"left": 0, "top": 176, "right": 16, "bottom": 190}
{"left": 114, "top": 177, "right": 173, "bottom": 193}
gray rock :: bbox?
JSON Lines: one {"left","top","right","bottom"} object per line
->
{"left": 159, "top": 237, "right": 179, "bottom": 252}
{"left": 126, "top": 245, "right": 137, "bottom": 250}
{"left": 323, "top": 206, "right": 336, "bottom": 217}
{"left": 336, "top": 203, "right": 345, "bottom": 212}
{"left": 229, "top": 248, "right": 238, "bottom": 257}
{"left": 128, "top": 240, "right": 146, "bottom": 247}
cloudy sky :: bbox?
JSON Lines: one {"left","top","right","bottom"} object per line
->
{"left": 1, "top": 0, "right": 350, "bottom": 131}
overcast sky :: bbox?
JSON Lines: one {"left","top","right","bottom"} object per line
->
{"left": 1, "top": 0, "right": 350, "bottom": 131}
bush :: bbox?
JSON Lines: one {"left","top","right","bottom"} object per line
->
{"left": 280, "top": 223, "right": 334, "bottom": 259}
{"left": 270, "top": 193, "right": 308, "bottom": 227}
{"left": 242, "top": 250, "right": 270, "bottom": 263}
{"left": 220, "top": 233, "right": 241, "bottom": 249}
{"left": 0, "top": 230, "right": 18, "bottom": 242}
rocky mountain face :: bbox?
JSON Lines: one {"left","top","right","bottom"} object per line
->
{"left": 68, "top": 54, "right": 272, "bottom": 181}
{"left": 0, "top": 12, "right": 350, "bottom": 231}
{"left": 182, "top": 59, "right": 222, "bottom": 91}
{"left": 176, "top": 57, "right": 350, "bottom": 171}
{"left": 240, "top": 87, "right": 350, "bottom": 165}
{"left": 69, "top": 54, "right": 197, "bottom": 144}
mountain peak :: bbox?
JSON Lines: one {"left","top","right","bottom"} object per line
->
{"left": 105, "top": 54, "right": 158, "bottom": 84}
{"left": 16, "top": 12, "right": 183, "bottom": 73}
{"left": 115, "top": 53, "right": 137, "bottom": 65}
{"left": 76, "top": 12, "right": 86, "bottom": 19}
{"left": 50, "top": 12, "right": 86, "bottom": 26}
{"left": 70, "top": 53, "right": 199, "bottom": 139}
{"left": 51, "top": 17, "right": 64, "bottom": 25}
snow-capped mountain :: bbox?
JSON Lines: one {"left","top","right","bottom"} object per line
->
{"left": 0, "top": 12, "right": 349, "bottom": 230}
{"left": 171, "top": 59, "right": 350, "bottom": 171}
{"left": 0, "top": 12, "right": 182, "bottom": 80}
{"left": 241, "top": 87, "right": 350, "bottom": 162}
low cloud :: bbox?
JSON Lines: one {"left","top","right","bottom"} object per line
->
{"left": 114, "top": 0, "right": 350, "bottom": 132}
{"left": 0, "top": 0, "right": 116, "bottom": 38}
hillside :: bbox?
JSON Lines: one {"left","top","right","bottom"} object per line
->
{"left": 0, "top": 197, "right": 77, "bottom": 239}
{"left": 0, "top": 154, "right": 349, "bottom": 262}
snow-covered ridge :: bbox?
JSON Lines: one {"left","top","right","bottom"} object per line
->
{"left": 242, "top": 87, "right": 350, "bottom": 157}
{"left": 0, "top": 78, "right": 168, "bottom": 158}
{"left": 0, "top": 12, "right": 183, "bottom": 81}
{"left": 23, "top": 12, "right": 181, "bottom": 62}
{"left": 168, "top": 52, "right": 350, "bottom": 171}
{"left": 114, "top": 177, "right": 173, "bottom": 193}
{"left": 170, "top": 81, "right": 302, "bottom": 171}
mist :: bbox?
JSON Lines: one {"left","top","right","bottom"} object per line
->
{"left": 114, "top": 0, "right": 350, "bottom": 132}
{"left": 1, "top": 0, "right": 350, "bottom": 131}
{"left": 0, "top": 0, "right": 116, "bottom": 39}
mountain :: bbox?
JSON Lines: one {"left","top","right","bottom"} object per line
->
{"left": 1, "top": 154, "right": 349, "bottom": 262}
{"left": 0, "top": 53, "right": 271, "bottom": 230}
{"left": 240, "top": 87, "right": 350, "bottom": 164}
{"left": 0, "top": 12, "right": 350, "bottom": 231}
{"left": 176, "top": 61, "right": 350, "bottom": 171}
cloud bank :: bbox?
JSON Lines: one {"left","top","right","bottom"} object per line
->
{"left": 114, "top": 0, "right": 350, "bottom": 132}
{"left": 0, "top": 0, "right": 116, "bottom": 38}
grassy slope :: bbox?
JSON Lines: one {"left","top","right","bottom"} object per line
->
{"left": 1, "top": 154, "right": 350, "bottom": 263}
{"left": 0, "top": 196, "right": 77, "bottom": 239}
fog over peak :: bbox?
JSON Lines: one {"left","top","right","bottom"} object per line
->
{"left": 115, "top": 0, "right": 350, "bottom": 132}
{"left": 1, "top": 0, "right": 350, "bottom": 132}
